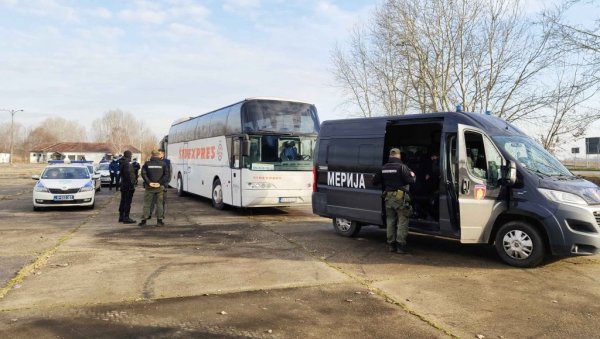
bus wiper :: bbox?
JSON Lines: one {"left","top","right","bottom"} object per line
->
{"left": 255, "top": 129, "right": 293, "bottom": 135}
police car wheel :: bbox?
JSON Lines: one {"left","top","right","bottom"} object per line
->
{"left": 333, "top": 218, "right": 361, "bottom": 237}
{"left": 495, "top": 221, "right": 545, "bottom": 268}
{"left": 33, "top": 206, "right": 42, "bottom": 212}
{"left": 176, "top": 174, "right": 185, "bottom": 197}
{"left": 212, "top": 178, "right": 225, "bottom": 210}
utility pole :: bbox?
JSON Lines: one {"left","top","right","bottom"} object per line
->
{"left": 1, "top": 109, "right": 24, "bottom": 164}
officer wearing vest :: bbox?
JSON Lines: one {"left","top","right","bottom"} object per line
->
{"left": 372, "top": 148, "right": 416, "bottom": 254}
{"left": 138, "top": 150, "right": 169, "bottom": 227}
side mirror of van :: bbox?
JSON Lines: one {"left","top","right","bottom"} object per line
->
{"left": 506, "top": 160, "right": 517, "bottom": 186}
{"left": 241, "top": 140, "right": 250, "bottom": 157}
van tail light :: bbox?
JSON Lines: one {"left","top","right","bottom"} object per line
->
{"left": 312, "top": 166, "right": 317, "bottom": 192}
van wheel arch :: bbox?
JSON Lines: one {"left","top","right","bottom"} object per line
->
{"left": 332, "top": 217, "right": 361, "bottom": 237}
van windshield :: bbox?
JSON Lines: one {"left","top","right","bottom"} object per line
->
{"left": 493, "top": 136, "right": 573, "bottom": 177}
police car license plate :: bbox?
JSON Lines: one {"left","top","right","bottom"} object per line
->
{"left": 279, "top": 197, "right": 297, "bottom": 203}
{"left": 54, "top": 195, "right": 74, "bottom": 201}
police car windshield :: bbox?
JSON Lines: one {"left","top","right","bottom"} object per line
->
{"left": 42, "top": 167, "right": 91, "bottom": 180}
{"left": 493, "top": 135, "right": 573, "bottom": 177}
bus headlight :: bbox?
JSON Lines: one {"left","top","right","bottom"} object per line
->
{"left": 538, "top": 188, "right": 587, "bottom": 206}
{"left": 248, "top": 182, "right": 275, "bottom": 189}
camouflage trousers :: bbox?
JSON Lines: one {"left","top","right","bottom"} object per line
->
{"left": 384, "top": 191, "right": 411, "bottom": 245}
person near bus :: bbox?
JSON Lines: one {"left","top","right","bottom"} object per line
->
{"left": 372, "top": 148, "right": 416, "bottom": 254}
{"left": 131, "top": 158, "right": 141, "bottom": 186}
{"left": 109, "top": 157, "right": 121, "bottom": 191}
{"left": 282, "top": 141, "right": 300, "bottom": 160}
{"left": 149, "top": 149, "right": 171, "bottom": 218}
{"left": 118, "top": 150, "right": 137, "bottom": 224}
{"left": 138, "top": 150, "right": 169, "bottom": 227}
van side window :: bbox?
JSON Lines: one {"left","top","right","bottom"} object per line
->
{"left": 464, "top": 131, "right": 503, "bottom": 184}
{"left": 483, "top": 136, "right": 503, "bottom": 185}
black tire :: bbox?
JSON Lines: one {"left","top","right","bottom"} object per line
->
{"left": 495, "top": 221, "right": 546, "bottom": 268}
{"left": 212, "top": 178, "right": 225, "bottom": 210}
{"left": 33, "top": 206, "right": 41, "bottom": 212}
{"left": 176, "top": 174, "right": 185, "bottom": 197}
{"left": 332, "top": 217, "right": 361, "bottom": 237}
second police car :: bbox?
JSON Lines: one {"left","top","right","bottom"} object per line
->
{"left": 32, "top": 160, "right": 100, "bottom": 211}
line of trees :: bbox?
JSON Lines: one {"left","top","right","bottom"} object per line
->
{"left": 331, "top": 0, "right": 600, "bottom": 153}
{"left": 0, "top": 110, "right": 158, "bottom": 162}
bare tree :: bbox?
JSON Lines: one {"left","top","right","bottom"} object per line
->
{"left": 92, "top": 109, "right": 157, "bottom": 157}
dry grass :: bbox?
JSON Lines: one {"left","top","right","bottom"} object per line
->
{"left": 0, "top": 163, "right": 47, "bottom": 178}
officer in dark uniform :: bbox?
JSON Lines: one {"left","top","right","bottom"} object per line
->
{"left": 131, "top": 158, "right": 141, "bottom": 186}
{"left": 118, "top": 150, "right": 136, "bottom": 224}
{"left": 138, "top": 150, "right": 169, "bottom": 227}
{"left": 372, "top": 148, "right": 416, "bottom": 254}
{"left": 109, "top": 157, "right": 120, "bottom": 191}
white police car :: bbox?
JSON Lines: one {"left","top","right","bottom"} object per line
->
{"left": 97, "top": 162, "right": 111, "bottom": 186}
{"left": 32, "top": 160, "right": 100, "bottom": 211}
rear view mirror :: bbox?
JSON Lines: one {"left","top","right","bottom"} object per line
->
{"left": 242, "top": 140, "right": 250, "bottom": 157}
{"left": 32, "top": 175, "right": 40, "bottom": 180}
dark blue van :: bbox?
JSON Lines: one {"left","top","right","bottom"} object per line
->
{"left": 312, "top": 112, "right": 600, "bottom": 267}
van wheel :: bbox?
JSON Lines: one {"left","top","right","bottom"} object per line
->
{"left": 212, "top": 178, "right": 225, "bottom": 210}
{"left": 176, "top": 174, "right": 185, "bottom": 197}
{"left": 495, "top": 221, "right": 545, "bottom": 268}
{"left": 333, "top": 218, "right": 361, "bottom": 237}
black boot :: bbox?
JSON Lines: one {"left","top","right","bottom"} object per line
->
{"left": 118, "top": 214, "right": 124, "bottom": 223}
{"left": 388, "top": 242, "right": 397, "bottom": 252}
{"left": 138, "top": 219, "right": 147, "bottom": 227}
{"left": 396, "top": 243, "right": 408, "bottom": 254}
{"left": 156, "top": 219, "right": 164, "bottom": 227}
{"left": 123, "top": 215, "right": 136, "bottom": 224}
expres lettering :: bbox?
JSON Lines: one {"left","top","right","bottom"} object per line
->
{"left": 179, "top": 146, "right": 216, "bottom": 160}
{"left": 327, "top": 172, "right": 366, "bottom": 189}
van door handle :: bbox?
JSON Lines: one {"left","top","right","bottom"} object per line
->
{"left": 461, "top": 179, "right": 470, "bottom": 194}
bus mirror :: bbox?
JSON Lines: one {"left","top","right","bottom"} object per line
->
{"left": 242, "top": 140, "right": 250, "bottom": 157}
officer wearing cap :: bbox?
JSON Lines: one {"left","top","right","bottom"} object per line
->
{"left": 372, "top": 148, "right": 416, "bottom": 254}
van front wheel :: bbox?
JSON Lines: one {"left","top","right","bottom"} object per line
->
{"left": 495, "top": 221, "right": 545, "bottom": 268}
{"left": 333, "top": 218, "right": 361, "bottom": 237}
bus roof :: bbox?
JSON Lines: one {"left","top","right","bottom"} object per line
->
{"left": 171, "top": 97, "right": 316, "bottom": 127}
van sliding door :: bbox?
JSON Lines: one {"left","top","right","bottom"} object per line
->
{"left": 457, "top": 124, "right": 508, "bottom": 243}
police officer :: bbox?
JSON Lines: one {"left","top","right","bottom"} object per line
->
{"left": 149, "top": 149, "right": 171, "bottom": 217}
{"left": 109, "top": 157, "right": 121, "bottom": 191}
{"left": 118, "top": 150, "right": 136, "bottom": 224}
{"left": 138, "top": 150, "right": 169, "bottom": 227}
{"left": 372, "top": 148, "right": 416, "bottom": 254}
{"left": 131, "top": 158, "right": 141, "bottom": 186}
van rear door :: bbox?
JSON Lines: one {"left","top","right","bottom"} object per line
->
{"left": 457, "top": 124, "right": 508, "bottom": 243}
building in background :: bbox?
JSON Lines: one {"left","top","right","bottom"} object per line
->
{"left": 30, "top": 142, "right": 141, "bottom": 164}
{"left": 0, "top": 149, "right": 9, "bottom": 163}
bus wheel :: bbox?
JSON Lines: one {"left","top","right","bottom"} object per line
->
{"left": 495, "top": 221, "right": 545, "bottom": 268}
{"left": 176, "top": 174, "right": 185, "bottom": 197}
{"left": 333, "top": 218, "right": 361, "bottom": 237}
{"left": 212, "top": 178, "right": 225, "bottom": 210}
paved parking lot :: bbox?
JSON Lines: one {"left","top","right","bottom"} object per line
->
{"left": 0, "top": 167, "right": 599, "bottom": 338}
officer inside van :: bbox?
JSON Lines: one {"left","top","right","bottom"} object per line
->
{"left": 372, "top": 148, "right": 416, "bottom": 254}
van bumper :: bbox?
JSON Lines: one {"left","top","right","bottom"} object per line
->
{"left": 550, "top": 204, "right": 600, "bottom": 256}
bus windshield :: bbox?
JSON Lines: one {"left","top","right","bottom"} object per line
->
{"left": 242, "top": 100, "right": 319, "bottom": 134}
{"left": 493, "top": 135, "right": 573, "bottom": 177}
{"left": 245, "top": 135, "right": 316, "bottom": 171}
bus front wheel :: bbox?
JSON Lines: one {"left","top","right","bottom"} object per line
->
{"left": 177, "top": 174, "right": 185, "bottom": 197}
{"left": 495, "top": 221, "right": 546, "bottom": 268}
{"left": 212, "top": 178, "right": 225, "bottom": 210}
{"left": 333, "top": 218, "right": 361, "bottom": 237}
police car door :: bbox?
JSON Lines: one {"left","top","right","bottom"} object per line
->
{"left": 457, "top": 124, "right": 507, "bottom": 243}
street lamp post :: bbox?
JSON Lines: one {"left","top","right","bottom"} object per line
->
{"left": 1, "top": 109, "right": 23, "bottom": 164}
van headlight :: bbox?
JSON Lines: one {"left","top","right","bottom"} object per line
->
{"left": 538, "top": 188, "right": 587, "bottom": 205}
{"left": 79, "top": 181, "right": 95, "bottom": 192}
{"left": 34, "top": 181, "right": 49, "bottom": 192}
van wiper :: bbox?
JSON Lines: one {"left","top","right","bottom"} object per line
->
{"left": 526, "top": 168, "right": 549, "bottom": 178}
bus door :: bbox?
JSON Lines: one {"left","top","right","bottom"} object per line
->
{"left": 231, "top": 138, "right": 242, "bottom": 206}
{"left": 456, "top": 124, "right": 508, "bottom": 243}
{"left": 182, "top": 142, "right": 190, "bottom": 190}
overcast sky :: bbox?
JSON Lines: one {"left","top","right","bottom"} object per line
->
{"left": 0, "top": 0, "right": 376, "bottom": 138}
{"left": 0, "top": 0, "right": 595, "bottom": 152}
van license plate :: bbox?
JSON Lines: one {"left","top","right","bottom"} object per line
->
{"left": 279, "top": 197, "right": 297, "bottom": 203}
{"left": 54, "top": 195, "right": 74, "bottom": 201}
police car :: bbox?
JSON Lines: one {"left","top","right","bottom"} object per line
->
{"left": 96, "top": 161, "right": 112, "bottom": 186}
{"left": 32, "top": 160, "right": 100, "bottom": 211}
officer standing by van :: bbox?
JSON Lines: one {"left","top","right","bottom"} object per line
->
{"left": 372, "top": 148, "right": 416, "bottom": 254}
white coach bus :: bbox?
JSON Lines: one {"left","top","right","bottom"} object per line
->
{"left": 166, "top": 97, "right": 320, "bottom": 209}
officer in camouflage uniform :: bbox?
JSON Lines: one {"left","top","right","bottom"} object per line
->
{"left": 138, "top": 150, "right": 169, "bottom": 227}
{"left": 372, "top": 148, "right": 416, "bottom": 254}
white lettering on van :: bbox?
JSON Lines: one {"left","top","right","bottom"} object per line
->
{"left": 327, "top": 171, "right": 366, "bottom": 189}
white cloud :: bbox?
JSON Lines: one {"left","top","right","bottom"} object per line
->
{"left": 223, "top": 0, "right": 262, "bottom": 12}
{"left": 86, "top": 7, "right": 112, "bottom": 19}
{"left": 118, "top": 8, "right": 166, "bottom": 24}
